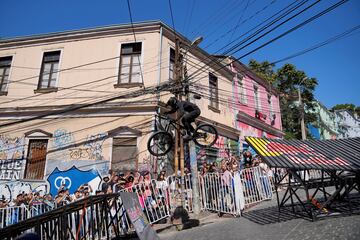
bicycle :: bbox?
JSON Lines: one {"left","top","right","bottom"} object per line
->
{"left": 147, "top": 115, "right": 218, "bottom": 157}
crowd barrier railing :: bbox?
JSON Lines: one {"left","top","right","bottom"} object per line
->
{"left": 122, "top": 179, "right": 171, "bottom": 224}
{"left": 0, "top": 203, "right": 56, "bottom": 229}
{"left": 239, "top": 167, "right": 273, "bottom": 207}
{"left": 1, "top": 166, "right": 279, "bottom": 229}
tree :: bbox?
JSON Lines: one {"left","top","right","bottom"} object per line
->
{"left": 249, "top": 60, "right": 318, "bottom": 140}
{"left": 248, "top": 60, "right": 277, "bottom": 84}
{"left": 331, "top": 104, "right": 356, "bottom": 112}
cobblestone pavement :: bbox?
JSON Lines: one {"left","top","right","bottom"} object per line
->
{"left": 159, "top": 191, "right": 360, "bottom": 240}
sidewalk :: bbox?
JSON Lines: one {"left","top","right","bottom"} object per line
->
{"left": 153, "top": 211, "right": 220, "bottom": 234}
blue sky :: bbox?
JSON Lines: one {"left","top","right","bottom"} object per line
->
{"left": 1, "top": 0, "right": 359, "bottom": 108}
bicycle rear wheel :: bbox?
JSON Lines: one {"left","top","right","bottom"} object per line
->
{"left": 193, "top": 124, "right": 218, "bottom": 147}
{"left": 147, "top": 131, "right": 173, "bottom": 156}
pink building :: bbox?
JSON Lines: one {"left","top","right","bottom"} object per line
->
{"left": 215, "top": 56, "right": 284, "bottom": 152}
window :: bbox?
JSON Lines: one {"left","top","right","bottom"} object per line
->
{"left": 237, "top": 73, "right": 246, "bottom": 104}
{"left": 268, "top": 94, "right": 273, "bottom": 116}
{"left": 254, "top": 85, "right": 260, "bottom": 111}
{"left": 38, "top": 51, "right": 60, "bottom": 90}
{"left": 209, "top": 73, "right": 219, "bottom": 109}
{"left": 0, "top": 56, "right": 12, "bottom": 94}
{"left": 118, "top": 42, "right": 142, "bottom": 84}
{"left": 169, "top": 48, "right": 183, "bottom": 81}
{"left": 111, "top": 137, "right": 137, "bottom": 171}
{"left": 169, "top": 48, "right": 175, "bottom": 80}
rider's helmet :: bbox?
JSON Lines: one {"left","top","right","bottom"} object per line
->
{"left": 166, "top": 97, "right": 178, "bottom": 108}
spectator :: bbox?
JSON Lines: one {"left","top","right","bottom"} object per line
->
{"left": 0, "top": 196, "right": 8, "bottom": 208}
{"left": 125, "top": 175, "right": 135, "bottom": 188}
{"left": 71, "top": 190, "right": 83, "bottom": 202}
{"left": 243, "top": 150, "right": 252, "bottom": 167}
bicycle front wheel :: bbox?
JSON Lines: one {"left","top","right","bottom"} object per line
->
{"left": 193, "top": 124, "right": 218, "bottom": 147}
{"left": 147, "top": 131, "right": 173, "bottom": 156}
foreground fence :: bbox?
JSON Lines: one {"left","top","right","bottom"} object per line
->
{"left": 0, "top": 203, "right": 55, "bottom": 229}
{"left": 0, "top": 194, "right": 133, "bottom": 240}
{"left": 1, "top": 167, "right": 329, "bottom": 232}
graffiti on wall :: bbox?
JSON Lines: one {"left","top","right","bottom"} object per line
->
{"left": 138, "top": 155, "right": 153, "bottom": 173}
{"left": 196, "top": 136, "right": 239, "bottom": 166}
{"left": 0, "top": 136, "right": 24, "bottom": 160}
{"left": 52, "top": 129, "right": 74, "bottom": 149}
{"left": 69, "top": 133, "right": 106, "bottom": 160}
{"left": 0, "top": 136, "right": 25, "bottom": 180}
{"left": 47, "top": 166, "right": 101, "bottom": 196}
{"left": 0, "top": 180, "right": 48, "bottom": 201}
{"left": 0, "top": 159, "right": 25, "bottom": 180}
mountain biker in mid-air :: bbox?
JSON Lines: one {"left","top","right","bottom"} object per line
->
{"left": 164, "top": 96, "right": 201, "bottom": 141}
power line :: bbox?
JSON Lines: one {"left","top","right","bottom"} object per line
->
{"left": 0, "top": 92, "right": 171, "bottom": 135}
{"left": 187, "top": 0, "right": 349, "bottom": 85}
{"left": 202, "top": 0, "right": 281, "bottom": 51}
{"left": 187, "top": 0, "right": 315, "bottom": 81}
{"left": 0, "top": 80, "right": 174, "bottom": 129}
{"left": 271, "top": 23, "right": 360, "bottom": 64}
{"left": 126, "top": 0, "right": 145, "bottom": 85}
{"left": 227, "top": 0, "right": 252, "bottom": 44}
{"left": 1, "top": 57, "right": 174, "bottom": 107}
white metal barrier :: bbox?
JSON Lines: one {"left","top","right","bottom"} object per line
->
{"left": 167, "top": 174, "right": 194, "bottom": 213}
{"left": 0, "top": 203, "right": 55, "bottom": 229}
{"left": 123, "top": 179, "right": 171, "bottom": 224}
{"left": 239, "top": 167, "right": 273, "bottom": 207}
{"left": 199, "top": 173, "right": 239, "bottom": 215}
{"left": 1, "top": 166, "right": 278, "bottom": 229}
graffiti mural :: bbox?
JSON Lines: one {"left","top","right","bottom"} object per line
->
{"left": 84, "top": 133, "right": 107, "bottom": 160}
{"left": 0, "top": 159, "right": 25, "bottom": 180}
{"left": 195, "top": 136, "right": 239, "bottom": 166}
{"left": 47, "top": 166, "right": 101, "bottom": 196}
{"left": 52, "top": 129, "right": 74, "bottom": 149}
{"left": 0, "top": 136, "right": 24, "bottom": 160}
{"left": 138, "top": 155, "right": 153, "bottom": 173}
{"left": 68, "top": 133, "right": 106, "bottom": 161}
{"left": 0, "top": 180, "right": 48, "bottom": 201}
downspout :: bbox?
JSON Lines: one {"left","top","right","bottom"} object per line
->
{"left": 153, "top": 26, "right": 163, "bottom": 174}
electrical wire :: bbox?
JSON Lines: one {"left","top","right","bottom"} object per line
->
{"left": 187, "top": 0, "right": 349, "bottom": 85}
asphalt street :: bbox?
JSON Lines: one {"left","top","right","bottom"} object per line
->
{"left": 159, "top": 191, "right": 360, "bottom": 240}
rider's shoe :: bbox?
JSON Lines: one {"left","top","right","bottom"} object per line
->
{"left": 183, "top": 134, "right": 192, "bottom": 141}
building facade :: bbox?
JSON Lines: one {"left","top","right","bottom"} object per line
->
{"left": 307, "top": 101, "right": 360, "bottom": 140}
{"left": 335, "top": 110, "right": 360, "bottom": 138}
{"left": 0, "top": 21, "right": 283, "bottom": 197}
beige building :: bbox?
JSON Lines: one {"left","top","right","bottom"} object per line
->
{"left": 0, "top": 21, "right": 241, "bottom": 192}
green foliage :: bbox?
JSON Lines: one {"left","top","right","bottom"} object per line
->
{"left": 331, "top": 104, "right": 356, "bottom": 113}
{"left": 248, "top": 60, "right": 318, "bottom": 140}
{"left": 248, "top": 59, "right": 277, "bottom": 84}
{"left": 331, "top": 104, "right": 360, "bottom": 118}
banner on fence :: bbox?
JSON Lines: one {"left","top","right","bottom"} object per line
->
{"left": 120, "top": 192, "right": 160, "bottom": 240}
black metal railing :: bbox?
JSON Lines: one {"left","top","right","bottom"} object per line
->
{"left": 0, "top": 193, "right": 133, "bottom": 240}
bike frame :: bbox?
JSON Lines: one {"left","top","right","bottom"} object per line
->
{"left": 156, "top": 115, "right": 187, "bottom": 136}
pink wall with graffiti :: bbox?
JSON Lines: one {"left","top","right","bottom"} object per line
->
{"left": 229, "top": 68, "right": 282, "bottom": 129}
{"left": 227, "top": 63, "right": 282, "bottom": 141}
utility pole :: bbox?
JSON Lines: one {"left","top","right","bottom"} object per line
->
{"left": 298, "top": 84, "right": 306, "bottom": 140}
{"left": 174, "top": 38, "right": 180, "bottom": 175}
{"left": 174, "top": 38, "right": 186, "bottom": 207}
{"left": 183, "top": 37, "right": 203, "bottom": 215}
